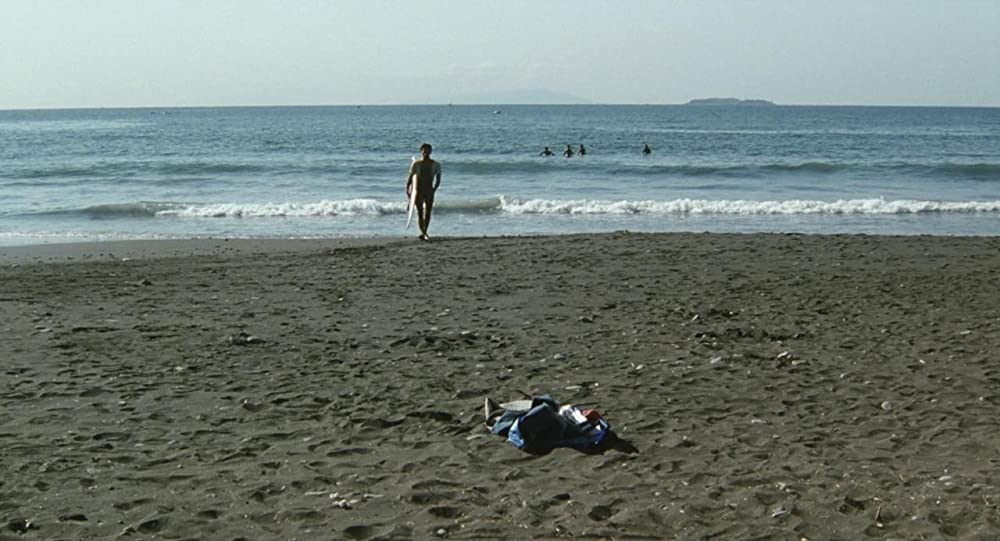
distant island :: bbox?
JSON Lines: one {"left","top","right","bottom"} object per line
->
{"left": 684, "top": 98, "right": 776, "bottom": 107}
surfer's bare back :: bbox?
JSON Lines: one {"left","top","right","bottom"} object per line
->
{"left": 406, "top": 143, "right": 442, "bottom": 241}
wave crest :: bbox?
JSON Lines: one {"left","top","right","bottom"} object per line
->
{"left": 497, "top": 196, "right": 1000, "bottom": 215}
{"left": 6, "top": 159, "right": 999, "bottom": 182}
{"left": 34, "top": 196, "right": 1000, "bottom": 220}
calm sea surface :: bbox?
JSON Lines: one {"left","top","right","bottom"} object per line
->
{"left": 2, "top": 105, "right": 999, "bottom": 245}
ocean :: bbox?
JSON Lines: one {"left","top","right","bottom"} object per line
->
{"left": 1, "top": 104, "right": 999, "bottom": 246}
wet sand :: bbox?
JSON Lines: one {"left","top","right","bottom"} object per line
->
{"left": 3, "top": 232, "right": 1000, "bottom": 539}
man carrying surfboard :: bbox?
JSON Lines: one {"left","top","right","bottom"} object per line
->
{"left": 406, "top": 143, "right": 442, "bottom": 241}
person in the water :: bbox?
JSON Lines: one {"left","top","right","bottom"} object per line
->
{"left": 540, "top": 146, "right": 555, "bottom": 156}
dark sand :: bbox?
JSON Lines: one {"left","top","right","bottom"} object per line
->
{"left": 3, "top": 233, "right": 1000, "bottom": 540}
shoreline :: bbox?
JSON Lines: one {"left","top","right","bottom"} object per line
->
{"left": 0, "top": 237, "right": 407, "bottom": 265}
{"left": 4, "top": 232, "right": 1000, "bottom": 538}
{"left": 3, "top": 230, "right": 999, "bottom": 265}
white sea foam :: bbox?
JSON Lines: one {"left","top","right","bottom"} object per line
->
{"left": 497, "top": 196, "right": 1000, "bottom": 215}
{"left": 157, "top": 199, "right": 406, "bottom": 218}
{"left": 134, "top": 196, "right": 1000, "bottom": 219}
{"left": 0, "top": 230, "right": 177, "bottom": 246}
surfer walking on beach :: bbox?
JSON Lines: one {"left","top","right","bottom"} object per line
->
{"left": 406, "top": 143, "right": 442, "bottom": 241}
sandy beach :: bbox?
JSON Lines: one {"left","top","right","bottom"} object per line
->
{"left": 3, "top": 232, "right": 1000, "bottom": 540}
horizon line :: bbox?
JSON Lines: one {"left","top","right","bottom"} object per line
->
{"left": 3, "top": 101, "right": 1000, "bottom": 112}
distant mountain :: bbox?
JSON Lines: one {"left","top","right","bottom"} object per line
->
{"left": 685, "top": 98, "right": 776, "bottom": 106}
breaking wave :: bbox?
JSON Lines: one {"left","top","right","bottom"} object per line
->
{"left": 28, "top": 197, "right": 1000, "bottom": 219}
{"left": 498, "top": 197, "right": 1000, "bottom": 215}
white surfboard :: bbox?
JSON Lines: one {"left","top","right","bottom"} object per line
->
{"left": 405, "top": 157, "right": 418, "bottom": 229}
{"left": 499, "top": 399, "right": 533, "bottom": 412}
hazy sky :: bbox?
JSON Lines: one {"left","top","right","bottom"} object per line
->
{"left": 3, "top": 0, "right": 999, "bottom": 109}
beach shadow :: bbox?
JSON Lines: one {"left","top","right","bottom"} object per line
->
{"left": 520, "top": 432, "right": 640, "bottom": 457}
{"left": 580, "top": 432, "right": 640, "bottom": 455}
